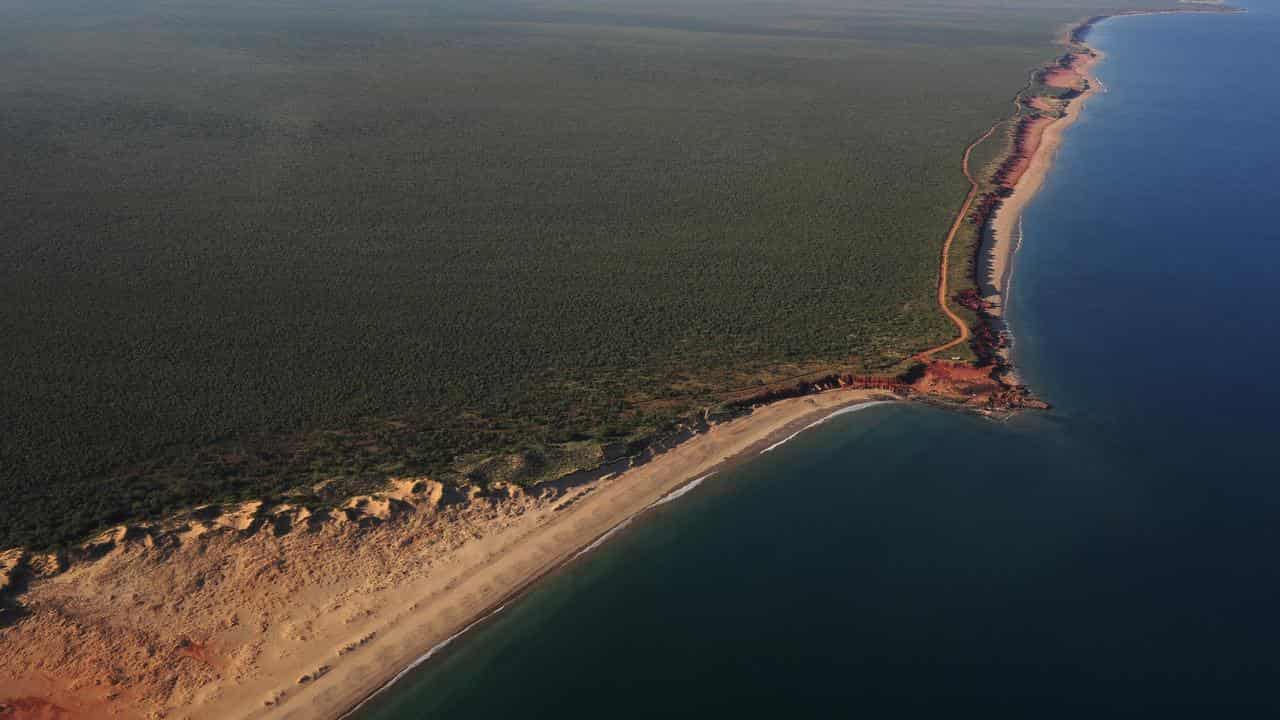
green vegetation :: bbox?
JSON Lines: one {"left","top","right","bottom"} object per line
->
{"left": 0, "top": 0, "right": 1167, "bottom": 549}
{"left": 946, "top": 114, "right": 1015, "bottom": 356}
{"left": 942, "top": 37, "right": 1092, "bottom": 352}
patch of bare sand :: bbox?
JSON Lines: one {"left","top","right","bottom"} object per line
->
{"left": 1027, "top": 95, "right": 1058, "bottom": 113}
{"left": 0, "top": 388, "right": 891, "bottom": 720}
{"left": 1041, "top": 65, "right": 1087, "bottom": 91}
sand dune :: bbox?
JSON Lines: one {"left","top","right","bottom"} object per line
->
{"left": 0, "top": 388, "right": 891, "bottom": 720}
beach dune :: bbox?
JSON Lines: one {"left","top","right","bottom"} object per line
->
{"left": 0, "top": 388, "right": 891, "bottom": 720}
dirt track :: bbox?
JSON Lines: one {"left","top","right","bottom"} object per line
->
{"left": 916, "top": 121, "right": 1000, "bottom": 361}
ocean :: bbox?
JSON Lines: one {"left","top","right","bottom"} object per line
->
{"left": 355, "top": 5, "right": 1280, "bottom": 717}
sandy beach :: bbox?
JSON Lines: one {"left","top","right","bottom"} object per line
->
{"left": 0, "top": 387, "right": 893, "bottom": 720}
{"left": 285, "top": 389, "right": 896, "bottom": 720}
{"left": 984, "top": 51, "right": 1102, "bottom": 315}
{"left": 984, "top": 3, "right": 1239, "bottom": 320}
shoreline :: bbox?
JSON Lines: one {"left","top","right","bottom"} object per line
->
{"left": 252, "top": 388, "right": 899, "bottom": 720}
{"left": 984, "top": 46, "right": 1102, "bottom": 326}
{"left": 308, "top": 7, "right": 1247, "bottom": 717}
{"left": 0, "top": 386, "right": 899, "bottom": 720}
{"left": 976, "top": 5, "right": 1241, "bottom": 376}
{"left": 0, "top": 8, "right": 1241, "bottom": 720}
{"left": 968, "top": 21, "right": 1106, "bottom": 381}
{"left": 305, "top": 389, "right": 901, "bottom": 717}
{"left": 340, "top": 398, "right": 903, "bottom": 720}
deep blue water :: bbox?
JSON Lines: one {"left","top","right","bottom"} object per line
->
{"left": 357, "top": 6, "right": 1280, "bottom": 717}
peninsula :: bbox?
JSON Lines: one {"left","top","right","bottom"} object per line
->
{"left": 0, "top": 3, "right": 1236, "bottom": 719}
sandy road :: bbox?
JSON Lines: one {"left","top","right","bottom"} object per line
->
{"left": 915, "top": 121, "right": 1001, "bottom": 361}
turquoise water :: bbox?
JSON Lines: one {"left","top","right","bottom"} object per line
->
{"left": 356, "top": 6, "right": 1280, "bottom": 717}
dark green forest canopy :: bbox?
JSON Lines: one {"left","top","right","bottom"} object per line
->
{"left": 0, "top": 0, "right": 1166, "bottom": 549}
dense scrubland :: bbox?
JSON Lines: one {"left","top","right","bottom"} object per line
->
{"left": 0, "top": 0, "right": 1165, "bottom": 549}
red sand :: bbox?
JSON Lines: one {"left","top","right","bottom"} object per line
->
{"left": 1001, "top": 116, "right": 1053, "bottom": 188}
{"left": 1028, "top": 95, "right": 1056, "bottom": 112}
{"left": 1041, "top": 67, "right": 1085, "bottom": 90}
{"left": 0, "top": 698, "right": 75, "bottom": 720}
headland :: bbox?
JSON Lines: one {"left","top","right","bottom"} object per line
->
{"left": 0, "top": 6, "right": 1240, "bottom": 720}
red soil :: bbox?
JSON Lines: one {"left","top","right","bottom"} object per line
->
{"left": 913, "top": 122, "right": 1003, "bottom": 361}
{"left": 1041, "top": 67, "right": 1085, "bottom": 90}
{"left": 997, "top": 116, "right": 1052, "bottom": 188}
{"left": 912, "top": 361, "right": 999, "bottom": 395}
{"left": 177, "top": 638, "right": 222, "bottom": 671}
{"left": 910, "top": 361, "right": 1045, "bottom": 411}
{"left": 0, "top": 698, "right": 74, "bottom": 720}
{"left": 1027, "top": 95, "right": 1056, "bottom": 112}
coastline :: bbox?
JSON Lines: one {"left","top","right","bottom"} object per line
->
{"left": 974, "top": 5, "right": 1241, "bottom": 377}
{"left": 965, "top": 20, "right": 1107, "bottom": 383}
{"left": 0, "top": 387, "right": 896, "bottom": 720}
{"left": 922, "top": 15, "right": 1111, "bottom": 379}
{"left": 283, "top": 14, "right": 1243, "bottom": 716}
{"left": 218, "top": 388, "right": 898, "bottom": 720}
{"left": 985, "top": 49, "right": 1103, "bottom": 325}
{"left": 0, "top": 8, "right": 1244, "bottom": 720}
{"left": 290, "top": 4, "right": 1280, "bottom": 712}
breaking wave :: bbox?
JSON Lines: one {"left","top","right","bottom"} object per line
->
{"left": 759, "top": 400, "right": 895, "bottom": 454}
{"left": 650, "top": 472, "right": 714, "bottom": 509}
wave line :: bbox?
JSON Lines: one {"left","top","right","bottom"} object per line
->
{"left": 760, "top": 400, "right": 895, "bottom": 454}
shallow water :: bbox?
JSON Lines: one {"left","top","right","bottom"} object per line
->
{"left": 356, "top": 5, "right": 1280, "bottom": 717}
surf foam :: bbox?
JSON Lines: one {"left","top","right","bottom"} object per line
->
{"left": 760, "top": 400, "right": 894, "bottom": 454}
{"left": 650, "top": 473, "right": 714, "bottom": 509}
